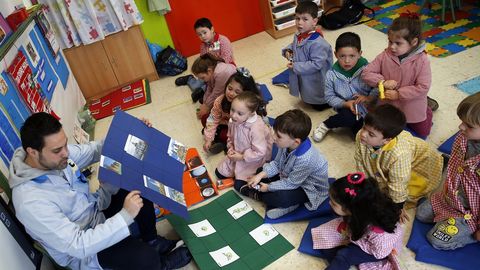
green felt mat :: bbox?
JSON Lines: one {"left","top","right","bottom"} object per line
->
{"left": 167, "top": 190, "right": 294, "bottom": 269}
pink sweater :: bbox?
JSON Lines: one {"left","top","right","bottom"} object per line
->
{"left": 362, "top": 45, "right": 431, "bottom": 123}
{"left": 203, "top": 62, "right": 237, "bottom": 108}
{"left": 200, "top": 33, "right": 235, "bottom": 65}
{"left": 204, "top": 95, "right": 230, "bottom": 143}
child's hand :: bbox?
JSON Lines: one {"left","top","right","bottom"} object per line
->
{"left": 287, "top": 62, "right": 293, "bottom": 69}
{"left": 247, "top": 174, "right": 263, "bottom": 187}
{"left": 383, "top": 80, "right": 398, "bottom": 90}
{"left": 227, "top": 150, "right": 243, "bottom": 161}
{"left": 203, "top": 141, "right": 211, "bottom": 152}
{"left": 353, "top": 94, "right": 370, "bottom": 104}
{"left": 140, "top": 118, "right": 153, "bottom": 127}
{"left": 259, "top": 182, "right": 269, "bottom": 192}
{"left": 384, "top": 90, "right": 399, "bottom": 100}
{"left": 284, "top": 49, "right": 293, "bottom": 61}
{"left": 474, "top": 230, "right": 480, "bottom": 241}
{"left": 197, "top": 104, "right": 210, "bottom": 119}
{"left": 343, "top": 100, "right": 356, "bottom": 114}
{"left": 399, "top": 208, "right": 410, "bottom": 224}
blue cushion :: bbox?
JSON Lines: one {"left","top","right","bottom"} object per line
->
{"left": 258, "top": 84, "right": 273, "bottom": 102}
{"left": 407, "top": 218, "right": 480, "bottom": 269}
{"left": 264, "top": 178, "right": 335, "bottom": 224}
{"left": 298, "top": 214, "right": 337, "bottom": 257}
{"left": 438, "top": 132, "right": 458, "bottom": 156}
{"left": 272, "top": 69, "right": 289, "bottom": 85}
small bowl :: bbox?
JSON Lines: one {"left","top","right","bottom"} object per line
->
{"left": 191, "top": 166, "right": 206, "bottom": 177}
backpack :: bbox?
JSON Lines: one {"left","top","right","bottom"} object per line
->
{"left": 319, "top": 0, "right": 374, "bottom": 30}
{"left": 155, "top": 46, "right": 188, "bottom": 76}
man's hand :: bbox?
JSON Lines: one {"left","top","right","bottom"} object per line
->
{"left": 123, "top": 190, "right": 143, "bottom": 218}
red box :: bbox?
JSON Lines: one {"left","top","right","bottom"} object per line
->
{"left": 6, "top": 8, "right": 28, "bottom": 31}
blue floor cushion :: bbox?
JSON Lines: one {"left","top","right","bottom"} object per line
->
{"left": 272, "top": 69, "right": 289, "bottom": 86}
{"left": 438, "top": 132, "right": 458, "bottom": 156}
{"left": 297, "top": 214, "right": 337, "bottom": 257}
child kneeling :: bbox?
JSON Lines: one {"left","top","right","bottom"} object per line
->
{"left": 243, "top": 109, "right": 329, "bottom": 219}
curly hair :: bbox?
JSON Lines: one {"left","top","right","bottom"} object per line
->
{"left": 330, "top": 174, "right": 400, "bottom": 241}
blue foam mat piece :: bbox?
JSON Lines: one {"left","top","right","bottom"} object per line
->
{"left": 298, "top": 214, "right": 337, "bottom": 257}
{"left": 272, "top": 69, "right": 289, "bottom": 85}
{"left": 407, "top": 218, "right": 480, "bottom": 269}
{"left": 264, "top": 178, "right": 335, "bottom": 224}
{"left": 438, "top": 132, "right": 457, "bottom": 155}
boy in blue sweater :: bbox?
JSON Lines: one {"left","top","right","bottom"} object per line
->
{"left": 313, "top": 32, "right": 374, "bottom": 142}
{"left": 244, "top": 109, "right": 329, "bottom": 219}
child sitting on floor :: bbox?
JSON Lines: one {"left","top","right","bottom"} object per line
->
{"left": 416, "top": 92, "right": 480, "bottom": 250}
{"left": 191, "top": 54, "right": 236, "bottom": 121}
{"left": 245, "top": 109, "right": 329, "bottom": 219}
{"left": 312, "top": 173, "right": 403, "bottom": 270}
{"left": 355, "top": 104, "right": 443, "bottom": 220}
{"left": 215, "top": 92, "right": 273, "bottom": 191}
{"left": 202, "top": 68, "right": 265, "bottom": 154}
{"left": 313, "top": 32, "right": 373, "bottom": 142}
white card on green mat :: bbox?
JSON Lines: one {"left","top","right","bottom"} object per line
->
{"left": 188, "top": 219, "right": 216, "bottom": 237}
{"left": 227, "top": 200, "right": 253, "bottom": 220}
{"left": 209, "top": 246, "right": 239, "bottom": 267}
{"left": 249, "top": 223, "right": 279, "bottom": 245}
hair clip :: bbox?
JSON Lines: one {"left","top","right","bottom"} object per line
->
{"left": 237, "top": 67, "right": 251, "bottom": 78}
{"left": 399, "top": 11, "right": 420, "bottom": 19}
{"left": 345, "top": 187, "right": 357, "bottom": 197}
{"left": 347, "top": 172, "right": 365, "bottom": 185}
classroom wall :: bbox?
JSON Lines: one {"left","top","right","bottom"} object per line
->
{"left": 134, "top": 0, "right": 175, "bottom": 49}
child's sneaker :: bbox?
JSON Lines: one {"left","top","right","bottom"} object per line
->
{"left": 313, "top": 122, "right": 330, "bottom": 142}
{"left": 266, "top": 204, "right": 299, "bottom": 219}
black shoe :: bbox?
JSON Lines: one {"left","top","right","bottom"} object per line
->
{"left": 209, "top": 142, "right": 226, "bottom": 155}
{"left": 161, "top": 246, "right": 192, "bottom": 270}
{"left": 149, "top": 236, "right": 182, "bottom": 255}
{"left": 427, "top": 96, "right": 439, "bottom": 111}
{"left": 191, "top": 88, "right": 204, "bottom": 103}
{"left": 175, "top": 75, "right": 193, "bottom": 86}
{"left": 239, "top": 185, "right": 260, "bottom": 200}
{"left": 309, "top": 103, "right": 331, "bottom": 111}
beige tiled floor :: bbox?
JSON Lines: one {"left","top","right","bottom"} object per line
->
{"left": 94, "top": 24, "right": 480, "bottom": 269}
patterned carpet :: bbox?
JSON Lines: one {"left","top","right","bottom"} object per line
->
{"left": 364, "top": 0, "right": 480, "bottom": 57}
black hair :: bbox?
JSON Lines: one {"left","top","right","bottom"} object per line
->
{"left": 335, "top": 32, "right": 361, "bottom": 51}
{"left": 273, "top": 109, "right": 311, "bottom": 141}
{"left": 221, "top": 71, "right": 267, "bottom": 116}
{"left": 191, "top": 53, "right": 224, "bottom": 75}
{"left": 295, "top": 1, "right": 318, "bottom": 19}
{"left": 364, "top": 104, "right": 406, "bottom": 139}
{"left": 388, "top": 15, "right": 423, "bottom": 47}
{"left": 330, "top": 174, "right": 400, "bottom": 241}
{"left": 194, "top": 18, "right": 213, "bottom": 29}
{"left": 20, "top": 112, "right": 62, "bottom": 151}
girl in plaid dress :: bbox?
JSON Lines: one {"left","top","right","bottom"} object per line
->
{"left": 416, "top": 92, "right": 480, "bottom": 250}
{"left": 312, "top": 173, "right": 403, "bottom": 270}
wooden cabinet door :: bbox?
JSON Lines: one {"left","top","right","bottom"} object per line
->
{"left": 102, "top": 26, "right": 158, "bottom": 86}
{"left": 63, "top": 42, "right": 118, "bottom": 100}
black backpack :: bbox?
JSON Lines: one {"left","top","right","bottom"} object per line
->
{"left": 319, "top": 0, "right": 374, "bottom": 30}
{"left": 155, "top": 46, "right": 188, "bottom": 76}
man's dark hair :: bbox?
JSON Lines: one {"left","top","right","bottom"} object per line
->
{"left": 295, "top": 1, "right": 319, "bottom": 19}
{"left": 335, "top": 32, "right": 361, "bottom": 51}
{"left": 20, "top": 112, "right": 62, "bottom": 151}
{"left": 364, "top": 104, "right": 406, "bottom": 139}
{"left": 274, "top": 109, "right": 312, "bottom": 141}
{"left": 194, "top": 18, "right": 213, "bottom": 30}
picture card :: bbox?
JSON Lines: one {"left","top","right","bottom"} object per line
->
{"left": 100, "top": 155, "right": 122, "bottom": 175}
{"left": 168, "top": 139, "right": 187, "bottom": 163}
{"left": 249, "top": 224, "right": 279, "bottom": 245}
{"left": 227, "top": 200, "right": 253, "bottom": 220}
{"left": 143, "top": 175, "right": 166, "bottom": 195}
{"left": 188, "top": 219, "right": 216, "bottom": 237}
{"left": 124, "top": 134, "right": 148, "bottom": 160}
{"left": 209, "top": 246, "right": 240, "bottom": 267}
{"left": 165, "top": 186, "right": 186, "bottom": 206}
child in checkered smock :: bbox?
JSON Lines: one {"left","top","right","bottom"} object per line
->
{"left": 416, "top": 92, "right": 480, "bottom": 250}
{"left": 312, "top": 173, "right": 403, "bottom": 270}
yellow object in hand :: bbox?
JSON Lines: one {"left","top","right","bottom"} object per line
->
{"left": 378, "top": 80, "right": 385, "bottom": 99}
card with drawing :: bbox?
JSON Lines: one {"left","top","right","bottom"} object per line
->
{"left": 249, "top": 224, "right": 279, "bottom": 245}
{"left": 188, "top": 220, "right": 216, "bottom": 237}
{"left": 227, "top": 201, "right": 253, "bottom": 220}
{"left": 209, "top": 246, "right": 239, "bottom": 267}
{"left": 124, "top": 134, "right": 148, "bottom": 160}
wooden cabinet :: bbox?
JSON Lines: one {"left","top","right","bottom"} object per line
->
{"left": 259, "top": 0, "right": 343, "bottom": 39}
{"left": 64, "top": 25, "right": 159, "bottom": 101}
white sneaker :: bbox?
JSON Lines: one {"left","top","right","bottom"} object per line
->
{"left": 313, "top": 122, "right": 330, "bottom": 142}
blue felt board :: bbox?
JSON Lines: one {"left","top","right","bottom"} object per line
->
{"left": 272, "top": 69, "right": 289, "bottom": 85}
{"left": 264, "top": 178, "right": 335, "bottom": 223}
{"left": 98, "top": 110, "right": 188, "bottom": 219}
{"left": 407, "top": 218, "right": 480, "bottom": 269}
{"left": 438, "top": 132, "right": 458, "bottom": 156}
{"left": 298, "top": 214, "right": 337, "bottom": 257}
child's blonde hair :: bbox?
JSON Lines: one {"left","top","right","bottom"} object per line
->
{"left": 457, "top": 92, "right": 480, "bottom": 127}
